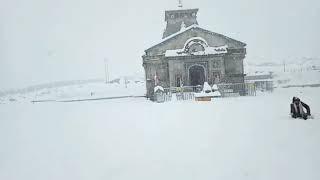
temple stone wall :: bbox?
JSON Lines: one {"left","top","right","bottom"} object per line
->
{"left": 224, "top": 56, "right": 244, "bottom": 74}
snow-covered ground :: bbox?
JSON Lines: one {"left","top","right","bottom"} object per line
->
{"left": 0, "top": 86, "right": 319, "bottom": 180}
{"left": 0, "top": 59, "right": 319, "bottom": 179}
{"left": 0, "top": 79, "right": 145, "bottom": 103}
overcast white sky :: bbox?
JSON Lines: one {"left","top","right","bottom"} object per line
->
{"left": 1, "top": 0, "right": 319, "bottom": 89}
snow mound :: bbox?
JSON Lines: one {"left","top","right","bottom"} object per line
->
{"left": 154, "top": 86, "right": 164, "bottom": 92}
{"left": 212, "top": 84, "right": 218, "bottom": 91}
{"left": 202, "top": 82, "right": 212, "bottom": 93}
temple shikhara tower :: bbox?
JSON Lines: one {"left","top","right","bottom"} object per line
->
{"left": 142, "top": 5, "right": 246, "bottom": 99}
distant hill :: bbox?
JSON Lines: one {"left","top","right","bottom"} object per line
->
{"left": 244, "top": 57, "right": 320, "bottom": 87}
{"left": 0, "top": 73, "right": 145, "bottom": 98}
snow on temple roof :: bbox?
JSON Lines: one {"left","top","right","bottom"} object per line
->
{"left": 165, "top": 45, "right": 228, "bottom": 57}
{"left": 145, "top": 25, "right": 246, "bottom": 52}
{"left": 146, "top": 24, "right": 199, "bottom": 51}
{"left": 162, "top": 24, "right": 198, "bottom": 42}
{"left": 183, "top": 37, "right": 208, "bottom": 48}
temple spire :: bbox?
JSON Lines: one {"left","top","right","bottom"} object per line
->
{"left": 163, "top": 8, "right": 199, "bottom": 38}
{"left": 178, "top": 0, "right": 183, "bottom": 8}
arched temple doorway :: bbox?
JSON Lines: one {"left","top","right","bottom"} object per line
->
{"left": 189, "top": 65, "right": 205, "bottom": 86}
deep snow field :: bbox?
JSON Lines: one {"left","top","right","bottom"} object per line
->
{"left": 0, "top": 86, "right": 319, "bottom": 180}
{"left": 0, "top": 61, "right": 320, "bottom": 180}
{"left": 0, "top": 80, "right": 145, "bottom": 103}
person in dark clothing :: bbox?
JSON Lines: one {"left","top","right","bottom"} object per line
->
{"left": 290, "top": 97, "right": 311, "bottom": 120}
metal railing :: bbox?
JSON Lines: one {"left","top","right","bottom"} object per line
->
{"left": 162, "top": 88, "right": 196, "bottom": 101}
{"left": 155, "top": 82, "right": 258, "bottom": 102}
{"left": 175, "top": 92, "right": 195, "bottom": 101}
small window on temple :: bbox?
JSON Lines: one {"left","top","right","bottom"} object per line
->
{"left": 171, "top": 14, "right": 174, "bottom": 18}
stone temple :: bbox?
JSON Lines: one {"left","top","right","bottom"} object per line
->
{"left": 142, "top": 8, "right": 246, "bottom": 99}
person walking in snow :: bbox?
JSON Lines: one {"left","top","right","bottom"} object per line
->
{"left": 290, "top": 97, "right": 311, "bottom": 120}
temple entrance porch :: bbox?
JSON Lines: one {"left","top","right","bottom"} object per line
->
{"left": 189, "top": 65, "right": 206, "bottom": 86}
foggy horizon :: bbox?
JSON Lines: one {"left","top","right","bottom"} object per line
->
{"left": 1, "top": 0, "right": 319, "bottom": 90}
